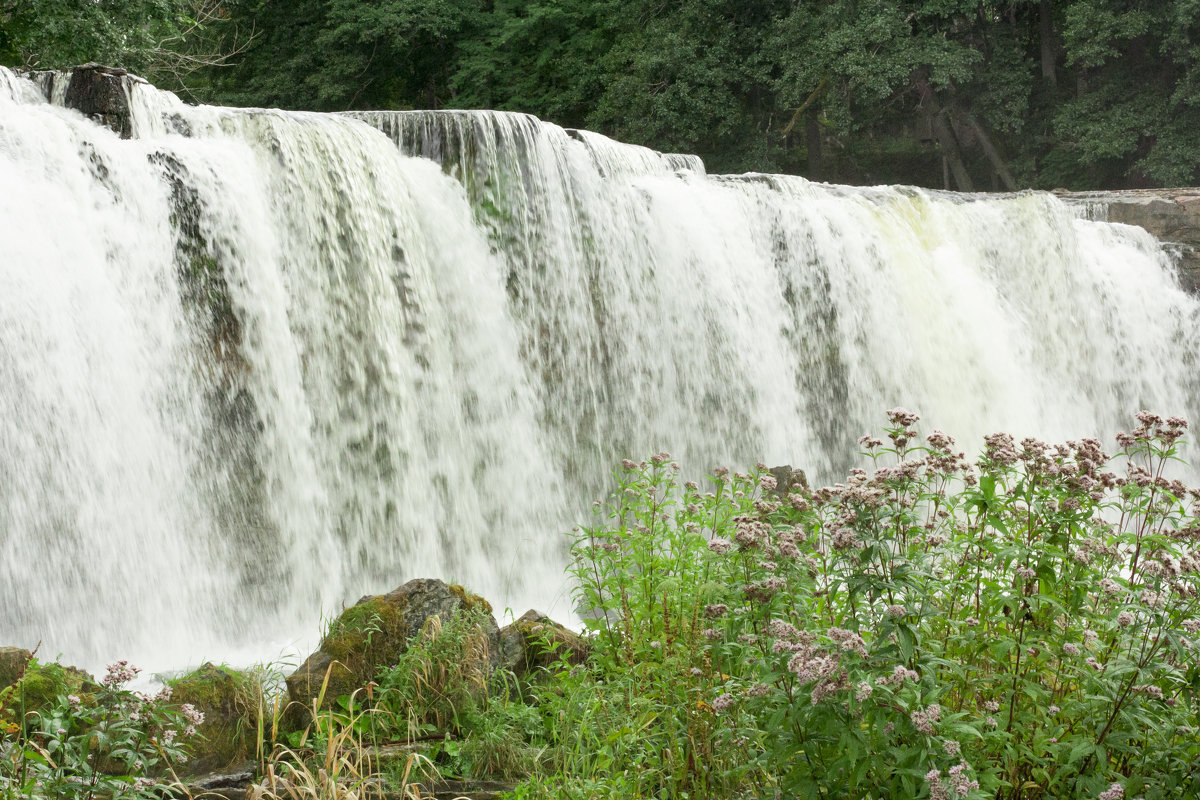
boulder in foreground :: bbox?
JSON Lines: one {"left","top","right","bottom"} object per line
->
{"left": 285, "top": 578, "right": 500, "bottom": 710}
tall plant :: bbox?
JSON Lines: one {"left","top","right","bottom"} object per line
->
{"left": 561, "top": 411, "right": 1200, "bottom": 799}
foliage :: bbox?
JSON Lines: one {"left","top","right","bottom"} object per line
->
{"left": 530, "top": 411, "right": 1200, "bottom": 798}
{"left": 9, "top": 0, "right": 1200, "bottom": 187}
{"left": 252, "top": 695, "right": 430, "bottom": 800}
{"left": 184, "top": 0, "right": 1200, "bottom": 188}
{"left": 373, "top": 609, "right": 492, "bottom": 738}
{"left": 204, "top": 0, "right": 483, "bottom": 111}
{"left": 0, "top": 659, "right": 202, "bottom": 799}
{"left": 7, "top": 0, "right": 1200, "bottom": 186}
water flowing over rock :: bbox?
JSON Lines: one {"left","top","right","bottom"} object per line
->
{"left": 62, "top": 64, "right": 140, "bottom": 139}
{"left": 3, "top": 68, "right": 1200, "bottom": 671}
{"left": 1060, "top": 188, "right": 1200, "bottom": 293}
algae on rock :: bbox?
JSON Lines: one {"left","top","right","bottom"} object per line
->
{"left": 286, "top": 578, "right": 501, "bottom": 711}
{"left": 169, "top": 662, "right": 264, "bottom": 775}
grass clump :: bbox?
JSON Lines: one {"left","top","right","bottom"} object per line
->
{"left": 250, "top": 694, "right": 430, "bottom": 800}
{"left": 521, "top": 410, "right": 1200, "bottom": 799}
{"left": 374, "top": 611, "right": 492, "bottom": 737}
{"left": 368, "top": 608, "right": 545, "bottom": 781}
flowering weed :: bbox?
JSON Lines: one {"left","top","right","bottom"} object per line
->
{"left": 554, "top": 412, "right": 1200, "bottom": 799}
{"left": 0, "top": 659, "right": 201, "bottom": 799}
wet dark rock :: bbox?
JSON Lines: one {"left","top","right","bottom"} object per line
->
{"left": 187, "top": 764, "right": 255, "bottom": 793}
{"left": 0, "top": 647, "right": 32, "bottom": 690}
{"left": 768, "top": 464, "right": 809, "bottom": 498}
{"left": 498, "top": 609, "right": 589, "bottom": 680}
{"left": 63, "top": 63, "right": 144, "bottom": 139}
{"left": 417, "top": 779, "right": 515, "bottom": 799}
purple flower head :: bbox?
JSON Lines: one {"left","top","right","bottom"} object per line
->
{"left": 886, "top": 408, "right": 920, "bottom": 428}
{"left": 704, "top": 603, "right": 729, "bottom": 619}
{"left": 708, "top": 537, "right": 733, "bottom": 555}
{"left": 102, "top": 660, "right": 141, "bottom": 687}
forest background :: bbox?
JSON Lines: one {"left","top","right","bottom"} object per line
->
{"left": 3, "top": 0, "right": 1198, "bottom": 191}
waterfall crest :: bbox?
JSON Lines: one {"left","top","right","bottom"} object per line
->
{"left": 3, "top": 69, "right": 1198, "bottom": 669}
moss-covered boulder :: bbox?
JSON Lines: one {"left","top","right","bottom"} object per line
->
{"left": 169, "top": 663, "right": 261, "bottom": 775}
{"left": 0, "top": 659, "right": 96, "bottom": 724}
{"left": 286, "top": 578, "right": 500, "bottom": 710}
{"left": 498, "top": 610, "right": 590, "bottom": 680}
{"left": 0, "top": 647, "right": 31, "bottom": 691}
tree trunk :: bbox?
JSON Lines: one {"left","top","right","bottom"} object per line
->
{"left": 806, "top": 109, "right": 823, "bottom": 181}
{"left": 1039, "top": 0, "right": 1057, "bottom": 91}
{"left": 960, "top": 111, "right": 1018, "bottom": 191}
{"left": 915, "top": 74, "right": 974, "bottom": 192}
{"left": 930, "top": 110, "right": 975, "bottom": 192}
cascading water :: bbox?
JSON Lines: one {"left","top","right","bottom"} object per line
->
{"left": 3, "top": 69, "right": 1199, "bottom": 671}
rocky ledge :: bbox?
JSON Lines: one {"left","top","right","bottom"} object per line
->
{"left": 27, "top": 67, "right": 1200, "bottom": 297}
{"left": 1056, "top": 188, "right": 1200, "bottom": 294}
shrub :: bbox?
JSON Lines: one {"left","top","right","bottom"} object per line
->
{"left": 0, "top": 659, "right": 202, "bottom": 799}
{"left": 374, "top": 609, "right": 494, "bottom": 739}
{"left": 549, "top": 411, "right": 1200, "bottom": 799}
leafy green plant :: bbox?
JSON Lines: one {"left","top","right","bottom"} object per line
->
{"left": 374, "top": 610, "right": 493, "bottom": 740}
{"left": 0, "top": 659, "right": 202, "bottom": 800}
{"left": 458, "top": 699, "right": 543, "bottom": 780}
{"left": 541, "top": 411, "right": 1200, "bottom": 799}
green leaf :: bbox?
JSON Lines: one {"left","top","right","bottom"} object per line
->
{"left": 897, "top": 625, "right": 916, "bottom": 661}
{"left": 1068, "top": 740, "right": 1094, "bottom": 764}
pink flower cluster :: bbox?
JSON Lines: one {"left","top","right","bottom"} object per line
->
{"left": 102, "top": 660, "right": 141, "bottom": 687}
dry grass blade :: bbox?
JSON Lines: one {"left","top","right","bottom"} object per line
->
{"left": 246, "top": 678, "right": 435, "bottom": 800}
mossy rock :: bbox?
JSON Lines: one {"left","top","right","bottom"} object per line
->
{"left": 0, "top": 647, "right": 31, "bottom": 691}
{"left": 448, "top": 584, "right": 493, "bottom": 616}
{"left": 321, "top": 596, "right": 407, "bottom": 668}
{"left": 169, "top": 663, "right": 261, "bottom": 775}
{"left": 286, "top": 579, "right": 500, "bottom": 712}
{"left": 0, "top": 659, "right": 96, "bottom": 725}
{"left": 498, "top": 610, "right": 590, "bottom": 681}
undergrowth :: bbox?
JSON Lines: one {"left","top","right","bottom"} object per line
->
{"left": 523, "top": 410, "right": 1200, "bottom": 799}
{"left": 6, "top": 410, "right": 1199, "bottom": 800}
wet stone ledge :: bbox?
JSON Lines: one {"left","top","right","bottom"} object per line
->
{"left": 1057, "top": 188, "right": 1200, "bottom": 295}
{"left": 62, "top": 63, "right": 143, "bottom": 139}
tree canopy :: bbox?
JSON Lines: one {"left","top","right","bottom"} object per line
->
{"left": 6, "top": 0, "right": 1199, "bottom": 189}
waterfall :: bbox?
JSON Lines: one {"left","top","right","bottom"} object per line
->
{"left": 3, "top": 69, "right": 1198, "bottom": 671}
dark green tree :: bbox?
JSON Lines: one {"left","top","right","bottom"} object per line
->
{"left": 75, "top": 0, "right": 1200, "bottom": 190}
{"left": 210, "top": 0, "right": 483, "bottom": 110}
